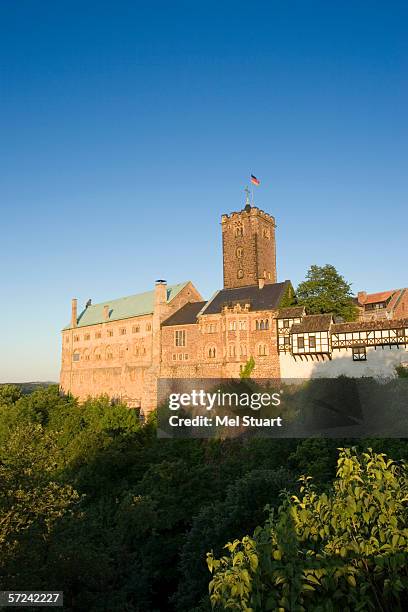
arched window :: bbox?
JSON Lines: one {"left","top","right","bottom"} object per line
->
{"left": 208, "top": 346, "right": 216, "bottom": 358}
{"left": 106, "top": 345, "right": 113, "bottom": 360}
{"left": 265, "top": 319, "right": 269, "bottom": 330}
{"left": 229, "top": 345, "right": 236, "bottom": 357}
{"left": 260, "top": 320, "right": 265, "bottom": 330}
{"left": 94, "top": 348, "right": 102, "bottom": 361}
{"left": 258, "top": 344, "right": 268, "bottom": 356}
{"left": 236, "top": 247, "right": 243, "bottom": 258}
{"left": 240, "top": 345, "right": 247, "bottom": 356}
{"left": 235, "top": 226, "right": 243, "bottom": 237}
{"left": 237, "top": 269, "right": 244, "bottom": 279}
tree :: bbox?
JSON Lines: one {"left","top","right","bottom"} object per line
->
{"left": 0, "top": 384, "right": 22, "bottom": 406}
{"left": 296, "top": 264, "right": 358, "bottom": 321}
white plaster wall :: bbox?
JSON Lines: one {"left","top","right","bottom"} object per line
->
{"left": 279, "top": 345, "right": 408, "bottom": 380}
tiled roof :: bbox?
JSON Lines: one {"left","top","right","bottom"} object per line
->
{"left": 200, "top": 281, "right": 291, "bottom": 315}
{"left": 291, "top": 314, "right": 333, "bottom": 333}
{"left": 64, "top": 282, "right": 190, "bottom": 329}
{"left": 332, "top": 318, "right": 408, "bottom": 333}
{"left": 360, "top": 290, "right": 395, "bottom": 305}
{"left": 162, "top": 301, "right": 207, "bottom": 327}
{"left": 276, "top": 306, "right": 305, "bottom": 319}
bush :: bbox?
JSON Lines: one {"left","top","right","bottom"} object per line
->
{"left": 207, "top": 448, "right": 408, "bottom": 611}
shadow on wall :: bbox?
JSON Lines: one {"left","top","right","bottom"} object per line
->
{"left": 281, "top": 346, "right": 408, "bottom": 380}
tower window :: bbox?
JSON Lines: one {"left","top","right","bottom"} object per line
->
{"left": 175, "top": 330, "right": 186, "bottom": 347}
{"left": 235, "top": 226, "right": 243, "bottom": 237}
{"left": 236, "top": 247, "right": 243, "bottom": 258}
{"left": 237, "top": 269, "right": 244, "bottom": 279}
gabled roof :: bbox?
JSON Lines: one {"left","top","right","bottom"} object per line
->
{"left": 200, "top": 281, "right": 291, "bottom": 315}
{"left": 291, "top": 314, "right": 333, "bottom": 333}
{"left": 64, "top": 282, "right": 190, "bottom": 329}
{"left": 332, "top": 318, "right": 408, "bottom": 333}
{"left": 276, "top": 306, "right": 305, "bottom": 319}
{"left": 162, "top": 301, "right": 207, "bottom": 327}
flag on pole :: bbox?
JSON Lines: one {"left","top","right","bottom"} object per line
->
{"left": 250, "top": 174, "right": 260, "bottom": 186}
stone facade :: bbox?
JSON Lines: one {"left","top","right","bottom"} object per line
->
{"left": 222, "top": 205, "right": 277, "bottom": 289}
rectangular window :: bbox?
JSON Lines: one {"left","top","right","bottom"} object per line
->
{"left": 309, "top": 335, "right": 316, "bottom": 349}
{"left": 297, "top": 336, "right": 304, "bottom": 349}
{"left": 107, "top": 330, "right": 113, "bottom": 337}
{"left": 175, "top": 330, "right": 186, "bottom": 347}
{"left": 283, "top": 319, "right": 290, "bottom": 328}
{"left": 239, "top": 320, "right": 246, "bottom": 330}
{"left": 74, "top": 335, "right": 80, "bottom": 342}
{"left": 184, "top": 354, "right": 189, "bottom": 360}
{"left": 84, "top": 333, "right": 90, "bottom": 341}
{"left": 353, "top": 347, "right": 367, "bottom": 361}
{"left": 229, "top": 321, "right": 237, "bottom": 331}
{"left": 73, "top": 353, "right": 80, "bottom": 362}
{"left": 172, "top": 354, "right": 177, "bottom": 361}
{"left": 95, "top": 332, "right": 101, "bottom": 339}
{"left": 120, "top": 328, "right": 127, "bottom": 335}
{"left": 146, "top": 323, "right": 152, "bottom": 331}
{"left": 396, "top": 328, "right": 405, "bottom": 338}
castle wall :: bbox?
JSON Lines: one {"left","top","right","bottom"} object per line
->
{"left": 160, "top": 308, "right": 281, "bottom": 380}
{"left": 60, "top": 282, "right": 202, "bottom": 412}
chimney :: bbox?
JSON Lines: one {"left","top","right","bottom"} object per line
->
{"left": 71, "top": 298, "right": 78, "bottom": 328}
{"left": 155, "top": 279, "right": 167, "bottom": 305}
{"left": 103, "top": 305, "right": 110, "bottom": 321}
{"left": 258, "top": 278, "right": 265, "bottom": 290}
{"left": 358, "top": 291, "right": 367, "bottom": 305}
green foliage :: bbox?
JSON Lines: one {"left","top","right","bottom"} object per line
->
{"left": 1, "top": 386, "right": 407, "bottom": 610}
{"left": 240, "top": 356, "right": 256, "bottom": 379}
{"left": 207, "top": 448, "right": 408, "bottom": 611}
{"left": 278, "top": 283, "right": 297, "bottom": 309}
{"left": 296, "top": 264, "right": 358, "bottom": 321}
{"left": 0, "top": 384, "right": 22, "bottom": 406}
{"left": 396, "top": 365, "right": 408, "bottom": 378}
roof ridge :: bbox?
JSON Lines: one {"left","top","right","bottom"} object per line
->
{"left": 83, "top": 281, "right": 190, "bottom": 309}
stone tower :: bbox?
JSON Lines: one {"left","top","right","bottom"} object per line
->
{"left": 221, "top": 196, "right": 277, "bottom": 289}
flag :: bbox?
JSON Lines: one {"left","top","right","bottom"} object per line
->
{"left": 250, "top": 174, "right": 260, "bottom": 186}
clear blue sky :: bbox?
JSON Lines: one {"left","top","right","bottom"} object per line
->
{"left": 1, "top": 1, "right": 407, "bottom": 382}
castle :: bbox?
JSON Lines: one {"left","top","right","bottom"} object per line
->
{"left": 60, "top": 195, "right": 408, "bottom": 414}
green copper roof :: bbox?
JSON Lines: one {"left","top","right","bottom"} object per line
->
{"left": 64, "top": 282, "right": 190, "bottom": 329}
